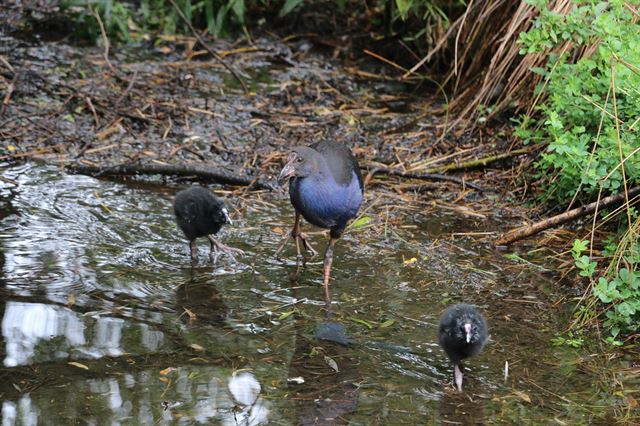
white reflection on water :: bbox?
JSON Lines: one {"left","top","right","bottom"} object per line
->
{"left": 226, "top": 372, "right": 269, "bottom": 426}
{"left": 1, "top": 302, "right": 164, "bottom": 367}
{"left": 0, "top": 370, "right": 270, "bottom": 425}
{"left": 2, "top": 302, "right": 86, "bottom": 367}
{"left": 1, "top": 396, "right": 39, "bottom": 426}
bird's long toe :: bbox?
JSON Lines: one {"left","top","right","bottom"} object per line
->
{"left": 208, "top": 236, "right": 243, "bottom": 263}
{"left": 298, "top": 233, "right": 318, "bottom": 257}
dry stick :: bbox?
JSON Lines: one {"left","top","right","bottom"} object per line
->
{"left": 367, "top": 168, "right": 484, "bottom": 192}
{"left": 167, "top": 0, "right": 248, "bottom": 93}
{"left": 420, "top": 147, "right": 534, "bottom": 174}
{"left": 495, "top": 187, "right": 640, "bottom": 246}
{"left": 87, "top": 1, "right": 116, "bottom": 73}
{"left": 65, "top": 163, "right": 275, "bottom": 190}
{"left": 365, "top": 147, "right": 534, "bottom": 192}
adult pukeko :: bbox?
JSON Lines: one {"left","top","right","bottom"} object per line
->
{"left": 174, "top": 186, "right": 243, "bottom": 263}
{"left": 438, "top": 303, "right": 488, "bottom": 392}
{"left": 276, "top": 140, "right": 363, "bottom": 298}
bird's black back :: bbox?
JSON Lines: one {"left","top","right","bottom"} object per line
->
{"left": 310, "top": 140, "right": 363, "bottom": 192}
{"left": 438, "top": 304, "right": 488, "bottom": 364}
{"left": 173, "top": 186, "right": 227, "bottom": 240}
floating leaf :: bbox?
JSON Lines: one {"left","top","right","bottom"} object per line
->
{"left": 379, "top": 319, "right": 395, "bottom": 328}
{"left": 352, "top": 216, "right": 372, "bottom": 229}
{"left": 324, "top": 356, "right": 339, "bottom": 372}
{"left": 68, "top": 362, "right": 89, "bottom": 370}
{"left": 159, "top": 367, "right": 174, "bottom": 376}
{"left": 189, "top": 343, "right": 204, "bottom": 352}
{"left": 278, "top": 310, "right": 295, "bottom": 321}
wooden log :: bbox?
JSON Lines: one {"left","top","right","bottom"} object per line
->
{"left": 496, "top": 186, "right": 640, "bottom": 246}
{"left": 65, "top": 163, "right": 276, "bottom": 190}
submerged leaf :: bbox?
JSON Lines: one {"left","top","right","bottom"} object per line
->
{"left": 68, "top": 362, "right": 89, "bottom": 370}
{"left": 351, "top": 318, "right": 373, "bottom": 329}
{"left": 379, "top": 319, "right": 395, "bottom": 328}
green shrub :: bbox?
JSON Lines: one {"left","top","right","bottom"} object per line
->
{"left": 519, "top": 1, "right": 640, "bottom": 343}
{"left": 61, "top": 0, "right": 248, "bottom": 42}
{"left": 517, "top": 0, "right": 640, "bottom": 204}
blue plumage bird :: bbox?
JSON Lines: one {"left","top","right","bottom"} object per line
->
{"left": 438, "top": 304, "right": 488, "bottom": 392}
{"left": 276, "top": 140, "right": 364, "bottom": 296}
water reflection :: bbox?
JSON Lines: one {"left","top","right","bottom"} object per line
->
{"left": 2, "top": 302, "right": 85, "bottom": 367}
{"left": 1, "top": 301, "right": 166, "bottom": 366}
{"left": 175, "top": 275, "right": 228, "bottom": 326}
{"left": 227, "top": 371, "right": 269, "bottom": 425}
{"left": 287, "top": 317, "right": 360, "bottom": 425}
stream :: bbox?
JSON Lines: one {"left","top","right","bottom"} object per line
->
{"left": 0, "top": 162, "right": 629, "bottom": 424}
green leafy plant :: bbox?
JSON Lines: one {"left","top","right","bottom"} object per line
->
{"left": 571, "top": 239, "right": 597, "bottom": 278}
{"left": 518, "top": 0, "right": 640, "bottom": 204}
{"left": 61, "top": 0, "right": 248, "bottom": 42}
{"left": 593, "top": 267, "right": 640, "bottom": 344}
{"left": 551, "top": 331, "right": 584, "bottom": 348}
{"left": 571, "top": 239, "right": 640, "bottom": 344}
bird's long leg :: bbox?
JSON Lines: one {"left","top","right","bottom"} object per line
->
{"left": 275, "top": 212, "right": 317, "bottom": 260}
{"left": 454, "top": 363, "right": 464, "bottom": 392}
{"left": 190, "top": 240, "right": 198, "bottom": 265}
{"left": 322, "top": 237, "right": 338, "bottom": 302}
{"left": 293, "top": 212, "right": 317, "bottom": 257}
{"left": 208, "top": 235, "right": 244, "bottom": 263}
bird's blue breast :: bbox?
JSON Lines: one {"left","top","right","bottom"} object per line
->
{"left": 290, "top": 171, "right": 363, "bottom": 233}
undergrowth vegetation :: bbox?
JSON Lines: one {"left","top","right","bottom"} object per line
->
{"left": 517, "top": 0, "right": 640, "bottom": 345}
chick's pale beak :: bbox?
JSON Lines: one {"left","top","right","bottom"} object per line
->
{"left": 222, "top": 208, "right": 232, "bottom": 225}
{"left": 464, "top": 323, "right": 472, "bottom": 343}
{"left": 277, "top": 152, "right": 297, "bottom": 186}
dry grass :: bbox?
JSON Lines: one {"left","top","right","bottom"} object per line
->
{"left": 404, "top": 0, "right": 596, "bottom": 130}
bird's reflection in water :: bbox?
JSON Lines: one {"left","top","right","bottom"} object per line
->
{"left": 437, "top": 388, "right": 486, "bottom": 425}
{"left": 175, "top": 272, "right": 228, "bottom": 326}
{"left": 287, "top": 316, "right": 361, "bottom": 425}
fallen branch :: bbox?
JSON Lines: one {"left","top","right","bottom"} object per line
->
{"left": 65, "top": 163, "right": 275, "bottom": 190}
{"left": 367, "top": 168, "right": 485, "bottom": 192}
{"left": 496, "top": 186, "right": 640, "bottom": 246}
{"left": 422, "top": 147, "right": 534, "bottom": 174}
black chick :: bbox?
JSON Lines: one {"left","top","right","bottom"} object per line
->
{"left": 438, "top": 303, "right": 488, "bottom": 392}
{"left": 173, "top": 186, "right": 243, "bottom": 263}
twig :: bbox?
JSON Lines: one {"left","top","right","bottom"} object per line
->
{"left": 0, "top": 71, "right": 18, "bottom": 117}
{"left": 367, "top": 168, "right": 484, "bottom": 192}
{"left": 420, "top": 147, "right": 535, "bottom": 174}
{"left": 167, "top": 0, "right": 248, "bottom": 93}
{"left": 87, "top": 1, "right": 116, "bottom": 73}
{"left": 496, "top": 186, "right": 640, "bottom": 246}
{"left": 64, "top": 162, "right": 275, "bottom": 190}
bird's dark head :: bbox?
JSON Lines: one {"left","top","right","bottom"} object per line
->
{"left": 278, "top": 147, "right": 322, "bottom": 186}
{"left": 457, "top": 316, "right": 481, "bottom": 344}
{"left": 214, "top": 204, "right": 232, "bottom": 225}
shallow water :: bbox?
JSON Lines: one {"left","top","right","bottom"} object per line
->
{"left": 0, "top": 163, "right": 624, "bottom": 424}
